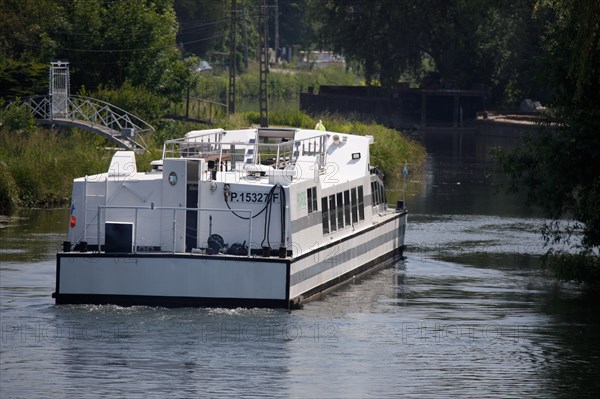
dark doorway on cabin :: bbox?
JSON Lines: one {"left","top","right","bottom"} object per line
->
{"left": 186, "top": 161, "right": 199, "bottom": 252}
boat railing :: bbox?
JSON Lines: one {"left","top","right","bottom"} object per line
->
{"left": 162, "top": 130, "right": 225, "bottom": 159}
{"left": 92, "top": 205, "right": 254, "bottom": 256}
{"left": 248, "top": 135, "right": 328, "bottom": 173}
{"left": 163, "top": 132, "right": 328, "bottom": 172}
{"left": 244, "top": 141, "right": 294, "bottom": 168}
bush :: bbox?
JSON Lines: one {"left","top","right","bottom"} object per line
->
{"left": 87, "top": 82, "right": 168, "bottom": 126}
{"left": 0, "top": 127, "right": 112, "bottom": 208}
{"left": 154, "top": 119, "right": 208, "bottom": 144}
{"left": 239, "top": 110, "right": 426, "bottom": 181}
{"left": 311, "top": 114, "right": 426, "bottom": 180}
{"left": 0, "top": 162, "right": 19, "bottom": 213}
{"left": 0, "top": 101, "right": 35, "bottom": 132}
{"left": 268, "top": 110, "right": 316, "bottom": 128}
{"left": 545, "top": 251, "right": 600, "bottom": 285}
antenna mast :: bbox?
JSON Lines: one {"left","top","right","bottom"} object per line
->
{"left": 259, "top": 0, "right": 269, "bottom": 127}
{"left": 228, "top": 0, "right": 237, "bottom": 114}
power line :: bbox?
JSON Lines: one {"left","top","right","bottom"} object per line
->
{"left": 9, "top": 33, "right": 226, "bottom": 54}
{"left": 5, "top": 4, "right": 266, "bottom": 55}
{"left": 178, "top": 18, "right": 230, "bottom": 32}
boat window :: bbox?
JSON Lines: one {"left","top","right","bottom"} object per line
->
{"left": 321, "top": 197, "right": 329, "bottom": 235}
{"left": 336, "top": 192, "right": 344, "bottom": 229}
{"left": 358, "top": 186, "right": 365, "bottom": 221}
{"left": 372, "top": 181, "right": 384, "bottom": 206}
{"left": 329, "top": 195, "right": 337, "bottom": 232}
{"left": 371, "top": 182, "right": 376, "bottom": 205}
{"left": 344, "top": 190, "right": 351, "bottom": 226}
{"left": 372, "top": 181, "right": 380, "bottom": 206}
{"left": 371, "top": 181, "right": 379, "bottom": 206}
{"left": 307, "top": 187, "right": 317, "bottom": 213}
{"left": 351, "top": 188, "right": 358, "bottom": 223}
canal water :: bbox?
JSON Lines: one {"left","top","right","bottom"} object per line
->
{"left": 2, "top": 132, "right": 600, "bottom": 398}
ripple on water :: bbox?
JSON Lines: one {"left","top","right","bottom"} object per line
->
{"left": 1, "top": 210, "right": 600, "bottom": 398}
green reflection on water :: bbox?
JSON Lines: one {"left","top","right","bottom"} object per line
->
{"left": 0, "top": 208, "right": 69, "bottom": 263}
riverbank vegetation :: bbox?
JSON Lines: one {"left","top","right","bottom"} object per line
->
{"left": 0, "top": 102, "right": 424, "bottom": 213}
{"left": 495, "top": 1, "right": 600, "bottom": 283}
{"left": 0, "top": 104, "right": 110, "bottom": 212}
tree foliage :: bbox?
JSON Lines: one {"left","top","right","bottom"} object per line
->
{"left": 0, "top": 0, "right": 192, "bottom": 102}
{"left": 174, "top": 1, "right": 320, "bottom": 70}
{"left": 314, "top": 0, "right": 547, "bottom": 103}
{"left": 175, "top": 0, "right": 234, "bottom": 60}
{"left": 316, "top": 1, "right": 422, "bottom": 86}
{"left": 499, "top": 0, "right": 600, "bottom": 276}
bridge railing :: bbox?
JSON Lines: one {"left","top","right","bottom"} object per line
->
{"left": 23, "top": 95, "right": 154, "bottom": 151}
{"left": 67, "top": 95, "right": 154, "bottom": 136}
{"left": 24, "top": 96, "right": 52, "bottom": 119}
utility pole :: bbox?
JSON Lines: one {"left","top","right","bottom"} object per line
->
{"left": 228, "top": 0, "right": 237, "bottom": 114}
{"left": 274, "top": 0, "right": 279, "bottom": 64}
{"left": 259, "top": 0, "right": 269, "bottom": 127}
{"left": 242, "top": 6, "right": 249, "bottom": 70}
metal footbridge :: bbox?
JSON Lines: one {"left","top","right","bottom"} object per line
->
{"left": 24, "top": 94, "right": 153, "bottom": 152}
{"left": 20, "top": 61, "right": 153, "bottom": 152}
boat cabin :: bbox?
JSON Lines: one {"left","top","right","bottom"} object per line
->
{"left": 66, "top": 127, "right": 387, "bottom": 259}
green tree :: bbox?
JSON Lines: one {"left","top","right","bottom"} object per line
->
{"left": 0, "top": 0, "right": 67, "bottom": 98}
{"left": 1, "top": 0, "right": 191, "bottom": 103}
{"left": 61, "top": 0, "right": 182, "bottom": 92}
{"left": 175, "top": 0, "right": 231, "bottom": 58}
{"left": 317, "top": 1, "right": 425, "bottom": 86}
{"left": 175, "top": 0, "right": 261, "bottom": 72}
{"left": 499, "top": 0, "right": 600, "bottom": 281}
{"left": 314, "top": 0, "right": 546, "bottom": 103}
{"left": 277, "top": 1, "right": 320, "bottom": 51}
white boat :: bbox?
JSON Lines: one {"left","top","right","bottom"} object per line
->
{"left": 53, "top": 127, "right": 407, "bottom": 308}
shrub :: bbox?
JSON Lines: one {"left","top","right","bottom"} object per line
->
{"left": 88, "top": 82, "right": 168, "bottom": 126}
{"left": 0, "top": 101, "right": 35, "bottom": 132}
{"left": 0, "top": 162, "right": 19, "bottom": 213}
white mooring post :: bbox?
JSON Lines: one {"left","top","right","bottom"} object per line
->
{"left": 49, "top": 61, "right": 70, "bottom": 118}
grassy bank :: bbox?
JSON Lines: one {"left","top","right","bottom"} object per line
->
{"left": 0, "top": 128, "right": 112, "bottom": 211}
{"left": 0, "top": 107, "right": 425, "bottom": 213}
{"left": 248, "top": 110, "right": 426, "bottom": 181}
{"left": 193, "top": 64, "right": 362, "bottom": 103}
{"left": 135, "top": 109, "right": 426, "bottom": 183}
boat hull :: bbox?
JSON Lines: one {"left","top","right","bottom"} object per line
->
{"left": 53, "top": 211, "right": 407, "bottom": 308}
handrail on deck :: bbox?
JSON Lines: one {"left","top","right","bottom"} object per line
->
{"left": 162, "top": 130, "right": 329, "bottom": 172}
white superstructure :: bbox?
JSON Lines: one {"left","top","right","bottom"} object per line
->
{"left": 54, "top": 127, "right": 407, "bottom": 308}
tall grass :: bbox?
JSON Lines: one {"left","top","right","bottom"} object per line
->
{"left": 0, "top": 108, "right": 425, "bottom": 213}
{"left": 255, "top": 111, "right": 426, "bottom": 180}
{"left": 152, "top": 108, "right": 426, "bottom": 182}
{"left": 317, "top": 115, "right": 426, "bottom": 180}
{"left": 193, "top": 65, "right": 361, "bottom": 106}
{"left": 0, "top": 128, "right": 112, "bottom": 211}
{"left": 200, "top": 110, "right": 426, "bottom": 181}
